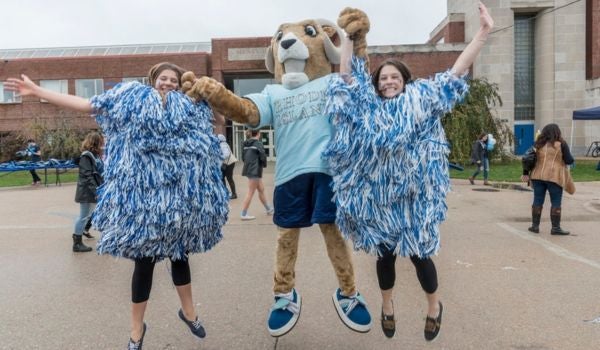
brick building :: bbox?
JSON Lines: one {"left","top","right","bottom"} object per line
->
{"left": 2, "top": 1, "right": 599, "bottom": 158}
{"left": 0, "top": 38, "right": 462, "bottom": 160}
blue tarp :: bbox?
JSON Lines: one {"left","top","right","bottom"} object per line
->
{"left": 0, "top": 159, "right": 77, "bottom": 172}
{"left": 573, "top": 106, "right": 600, "bottom": 120}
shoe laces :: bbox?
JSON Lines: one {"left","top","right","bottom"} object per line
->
{"left": 339, "top": 293, "right": 367, "bottom": 316}
{"left": 271, "top": 291, "right": 300, "bottom": 314}
{"left": 128, "top": 339, "right": 141, "bottom": 350}
{"left": 191, "top": 318, "right": 203, "bottom": 330}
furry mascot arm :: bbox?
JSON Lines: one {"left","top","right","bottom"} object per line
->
{"left": 336, "top": 8, "right": 370, "bottom": 78}
{"left": 181, "top": 73, "right": 261, "bottom": 126}
{"left": 337, "top": 8, "right": 370, "bottom": 58}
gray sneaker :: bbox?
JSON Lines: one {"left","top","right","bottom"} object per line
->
{"left": 127, "top": 323, "right": 146, "bottom": 350}
{"left": 178, "top": 309, "right": 206, "bottom": 338}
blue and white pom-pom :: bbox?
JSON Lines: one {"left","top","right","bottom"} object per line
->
{"left": 324, "top": 56, "right": 468, "bottom": 258}
{"left": 92, "top": 82, "right": 229, "bottom": 261}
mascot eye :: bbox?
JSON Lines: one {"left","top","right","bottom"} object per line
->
{"left": 304, "top": 25, "right": 317, "bottom": 37}
{"left": 275, "top": 31, "right": 283, "bottom": 41}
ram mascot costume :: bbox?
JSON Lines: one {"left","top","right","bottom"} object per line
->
{"left": 182, "top": 13, "right": 372, "bottom": 336}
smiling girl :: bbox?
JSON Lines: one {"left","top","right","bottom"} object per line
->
{"left": 326, "top": 2, "right": 494, "bottom": 342}
{"left": 4, "top": 62, "right": 228, "bottom": 349}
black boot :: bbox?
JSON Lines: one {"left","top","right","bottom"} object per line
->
{"left": 72, "top": 234, "right": 93, "bottom": 252}
{"left": 528, "top": 205, "right": 542, "bottom": 233}
{"left": 82, "top": 219, "right": 94, "bottom": 238}
{"left": 550, "top": 207, "right": 570, "bottom": 235}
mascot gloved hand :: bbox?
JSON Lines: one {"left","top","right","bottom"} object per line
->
{"left": 181, "top": 72, "right": 260, "bottom": 125}
{"left": 337, "top": 7, "right": 370, "bottom": 59}
{"left": 185, "top": 15, "right": 372, "bottom": 337}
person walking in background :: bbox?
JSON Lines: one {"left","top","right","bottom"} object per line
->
{"left": 521, "top": 123, "right": 575, "bottom": 235}
{"left": 469, "top": 133, "right": 490, "bottom": 185}
{"left": 240, "top": 129, "right": 273, "bottom": 220}
{"left": 218, "top": 134, "right": 238, "bottom": 199}
{"left": 72, "top": 131, "right": 104, "bottom": 252}
{"left": 26, "top": 139, "right": 42, "bottom": 185}
{"left": 4, "top": 62, "right": 228, "bottom": 349}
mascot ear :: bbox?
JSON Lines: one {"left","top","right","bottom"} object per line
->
{"left": 265, "top": 45, "right": 275, "bottom": 74}
{"left": 316, "top": 19, "right": 344, "bottom": 65}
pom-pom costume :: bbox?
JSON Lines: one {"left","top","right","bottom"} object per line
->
{"left": 324, "top": 57, "right": 469, "bottom": 258}
{"left": 91, "top": 82, "right": 229, "bottom": 261}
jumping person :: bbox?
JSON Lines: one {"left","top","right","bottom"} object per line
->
{"left": 4, "top": 62, "right": 228, "bottom": 349}
{"left": 326, "top": 2, "right": 494, "bottom": 341}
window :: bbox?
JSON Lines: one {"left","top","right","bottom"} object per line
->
{"left": 0, "top": 82, "right": 22, "bottom": 103}
{"left": 40, "top": 80, "right": 68, "bottom": 102}
{"left": 514, "top": 15, "right": 535, "bottom": 121}
{"left": 231, "top": 76, "right": 276, "bottom": 160}
{"left": 122, "top": 77, "right": 149, "bottom": 85}
{"left": 75, "top": 79, "right": 104, "bottom": 98}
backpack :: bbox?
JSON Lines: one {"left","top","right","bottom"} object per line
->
{"left": 486, "top": 134, "right": 496, "bottom": 151}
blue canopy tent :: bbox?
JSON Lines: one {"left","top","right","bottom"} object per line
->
{"left": 571, "top": 106, "right": 600, "bottom": 156}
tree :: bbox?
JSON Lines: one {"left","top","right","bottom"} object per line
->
{"left": 442, "top": 77, "right": 513, "bottom": 164}
{"left": 28, "top": 117, "right": 88, "bottom": 160}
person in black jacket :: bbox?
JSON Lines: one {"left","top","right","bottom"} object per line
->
{"left": 25, "top": 139, "right": 42, "bottom": 185}
{"left": 469, "top": 133, "right": 490, "bottom": 185}
{"left": 73, "top": 131, "right": 104, "bottom": 252}
{"left": 240, "top": 129, "right": 273, "bottom": 220}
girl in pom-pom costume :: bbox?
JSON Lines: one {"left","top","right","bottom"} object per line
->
{"left": 326, "top": 2, "right": 494, "bottom": 341}
{"left": 4, "top": 62, "right": 229, "bottom": 349}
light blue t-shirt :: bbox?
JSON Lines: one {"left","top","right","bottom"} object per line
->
{"left": 245, "top": 75, "right": 333, "bottom": 186}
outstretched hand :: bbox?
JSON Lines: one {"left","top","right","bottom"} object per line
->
{"left": 479, "top": 1, "right": 494, "bottom": 33}
{"left": 3, "top": 74, "right": 39, "bottom": 97}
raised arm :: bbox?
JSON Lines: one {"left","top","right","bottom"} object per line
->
{"left": 337, "top": 7, "right": 370, "bottom": 78}
{"left": 3, "top": 74, "right": 92, "bottom": 113}
{"left": 339, "top": 36, "right": 353, "bottom": 77}
{"left": 451, "top": 2, "right": 494, "bottom": 76}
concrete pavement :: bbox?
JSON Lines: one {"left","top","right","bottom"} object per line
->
{"left": 1, "top": 170, "right": 599, "bottom": 349}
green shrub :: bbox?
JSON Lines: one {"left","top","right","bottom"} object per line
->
{"left": 0, "top": 131, "right": 26, "bottom": 162}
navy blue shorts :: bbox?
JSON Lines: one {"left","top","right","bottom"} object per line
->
{"left": 273, "top": 172, "right": 336, "bottom": 228}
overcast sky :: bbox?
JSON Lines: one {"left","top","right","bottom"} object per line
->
{"left": 0, "top": 0, "right": 447, "bottom": 50}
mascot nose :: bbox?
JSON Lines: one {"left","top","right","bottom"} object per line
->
{"left": 281, "top": 38, "right": 296, "bottom": 50}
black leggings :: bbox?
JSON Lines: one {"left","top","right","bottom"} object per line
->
{"left": 376, "top": 246, "right": 438, "bottom": 294}
{"left": 222, "top": 163, "right": 236, "bottom": 195}
{"left": 131, "top": 257, "right": 191, "bottom": 303}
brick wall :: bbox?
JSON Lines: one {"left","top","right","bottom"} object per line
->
{"left": 1, "top": 39, "right": 462, "bottom": 133}
{"left": 428, "top": 21, "right": 465, "bottom": 44}
{"left": 0, "top": 53, "right": 209, "bottom": 132}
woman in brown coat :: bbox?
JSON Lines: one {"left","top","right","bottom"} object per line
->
{"left": 521, "top": 123, "right": 575, "bottom": 235}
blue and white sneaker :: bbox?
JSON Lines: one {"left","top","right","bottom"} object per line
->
{"left": 332, "top": 288, "right": 372, "bottom": 333}
{"left": 267, "top": 288, "right": 302, "bottom": 337}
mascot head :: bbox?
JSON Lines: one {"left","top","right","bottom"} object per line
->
{"left": 265, "top": 19, "right": 343, "bottom": 89}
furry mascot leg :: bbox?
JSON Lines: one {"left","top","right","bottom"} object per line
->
{"left": 273, "top": 227, "right": 301, "bottom": 293}
{"left": 319, "top": 223, "right": 356, "bottom": 295}
{"left": 320, "top": 223, "right": 372, "bottom": 333}
{"left": 268, "top": 226, "right": 302, "bottom": 337}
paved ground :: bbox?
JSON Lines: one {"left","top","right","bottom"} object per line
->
{"left": 1, "top": 169, "right": 599, "bottom": 350}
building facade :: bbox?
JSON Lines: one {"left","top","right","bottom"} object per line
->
{"left": 431, "top": 0, "right": 600, "bottom": 155}
{"left": 0, "top": 37, "right": 462, "bottom": 160}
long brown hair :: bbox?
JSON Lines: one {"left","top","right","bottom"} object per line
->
{"left": 534, "top": 123, "right": 565, "bottom": 149}
{"left": 371, "top": 59, "right": 413, "bottom": 97}
{"left": 147, "top": 62, "right": 185, "bottom": 88}
{"left": 81, "top": 131, "right": 104, "bottom": 156}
